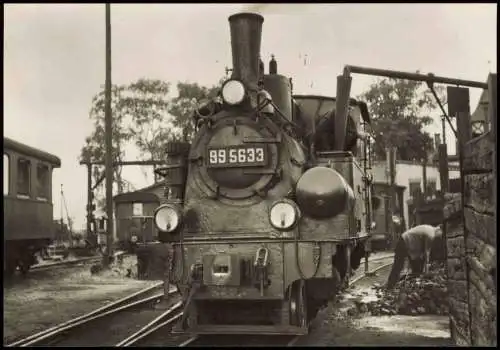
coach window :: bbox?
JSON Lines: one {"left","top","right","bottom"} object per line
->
{"left": 133, "top": 202, "right": 143, "bottom": 216}
{"left": 3, "top": 154, "right": 9, "bottom": 195}
{"left": 37, "top": 163, "right": 50, "bottom": 200}
{"left": 17, "top": 158, "right": 31, "bottom": 197}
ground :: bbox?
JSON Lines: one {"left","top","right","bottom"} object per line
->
{"left": 3, "top": 255, "right": 158, "bottom": 345}
{"left": 298, "top": 263, "right": 453, "bottom": 346}
{"left": 4, "top": 251, "right": 455, "bottom": 346}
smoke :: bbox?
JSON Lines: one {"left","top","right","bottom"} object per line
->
{"left": 239, "top": 4, "right": 314, "bottom": 15}
{"left": 240, "top": 3, "right": 272, "bottom": 15}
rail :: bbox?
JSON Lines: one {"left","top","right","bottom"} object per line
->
{"left": 7, "top": 282, "right": 167, "bottom": 347}
{"left": 31, "top": 256, "right": 102, "bottom": 272}
{"left": 9, "top": 253, "right": 395, "bottom": 347}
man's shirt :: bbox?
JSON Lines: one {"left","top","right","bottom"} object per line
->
{"left": 402, "top": 224, "right": 440, "bottom": 260}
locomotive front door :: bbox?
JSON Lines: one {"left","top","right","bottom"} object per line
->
{"left": 139, "top": 216, "right": 154, "bottom": 242}
{"left": 130, "top": 216, "right": 155, "bottom": 243}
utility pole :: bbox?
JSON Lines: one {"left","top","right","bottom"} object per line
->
{"left": 441, "top": 115, "right": 447, "bottom": 146}
{"left": 86, "top": 164, "right": 94, "bottom": 243}
{"left": 387, "top": 146, "right": 397, "bottom": 248}
{"left": 104, "top": 3, "right": 113, "bottom": 267}
{"left": 60, "top": 184, "right": 64, "bottom": 242}
{"left": 422, "top": 143, "right": 428, "bottom": 200}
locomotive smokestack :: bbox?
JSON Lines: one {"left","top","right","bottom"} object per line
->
{"left": 228, "top": 12, "right": 264, "bottom": 88}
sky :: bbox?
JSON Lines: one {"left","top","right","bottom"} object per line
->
{"left": 4, "top": 3, "right": 497, "bottom": 229}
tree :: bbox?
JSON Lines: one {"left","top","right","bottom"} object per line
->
{"left": 79, "top": 85, "right": 134, "bottom": 212}
{"left": 358, "top": 76, "right": 445, "bottom": 162}
{"left": 80, "top": 78, "right": 224, "bottom": 211}
{"left": 120, "top": 79, "right": 175, "bottom": 181}
{"left": 119, "top": 79, "right": 224, "bottom": 180}
{"left": 168, "top": 79, "right": 224, "bottom": 142}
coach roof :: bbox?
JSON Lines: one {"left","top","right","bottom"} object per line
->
{"left": 113, "top": 191, "right": 160, "bottom": 204}
{"left": 4, "top": 137, "right": 62, "bottom": 167}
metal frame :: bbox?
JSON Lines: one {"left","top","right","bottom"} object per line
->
{"left": 341, "top": 65, "right": 488, "bottom": 141}
{"left": 342, "top": 65, "right": 488, "bottom": 89}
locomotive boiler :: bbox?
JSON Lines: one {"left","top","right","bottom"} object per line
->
{"left": 153, "top": 12, "right": 374, "bottom": 335}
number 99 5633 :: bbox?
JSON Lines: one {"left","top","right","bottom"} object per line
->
{"left": 207, "top": 146, "right": 266, "bottom": 167}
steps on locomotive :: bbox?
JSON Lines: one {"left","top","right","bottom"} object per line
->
{"left": 173, "top": 324, "right": 308, "bottom": 336}
{"left": 173, "top": 299, "right": 310, "bottom": 335}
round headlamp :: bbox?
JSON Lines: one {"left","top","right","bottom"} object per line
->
{"left": 221, "top": 79, "right": 246, "bottom": 105}
{"left": 154, "top": 204, "right": 182, "bottom": 233}
{"left": 130, "top": 234, "right": 138, "bottom": 243}
{"left": 268, "top": 199, "right": 301, "bottom": 231}
{"left": 392, "top": 215, "right": 401, "bottom": 225}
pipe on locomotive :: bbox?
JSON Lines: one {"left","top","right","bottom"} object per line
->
{"left": 228, "top": 12, "right": 264, "bottom": 90}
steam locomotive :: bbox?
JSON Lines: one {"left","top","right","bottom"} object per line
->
{"left": 153, "top": 12, "right": 374, "bottom": 335}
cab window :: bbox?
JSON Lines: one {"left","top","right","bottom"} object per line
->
{"left": 37, "top": 163, "right": 50, "bottom": 200}
{"left": 4, "top": 154, "right": 9, "bottom": 195}
{"left": 17, "top": 158, "right": 31, "bottom": 196}
{"left": 133, "top": 203, "right": 143, "bottom": 216}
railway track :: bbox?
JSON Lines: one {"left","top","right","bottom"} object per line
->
{"left": 163, "top": 254, "right": 396, "bottom": 348}
{"left": 176, "top": 255, "right": 395, "bottom": 347}
{"left": 4, "top": 256, "right": 104, "bottom": 284}
{"left": 6, "top": 282, "right": 176, "bottom": 347}
{"left": 31, "top": 256, "right": 102, "bottom": 272}
{"left": 7, "top": 253, "right": 394, "bottom": 347}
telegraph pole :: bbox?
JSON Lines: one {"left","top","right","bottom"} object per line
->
{"left": 387, "top": 146, "right": 397, "bottom": 248}
{"left": 60, "top": 184, "right": 64, "bottom": 240}
{"left": 422, "top": 143, "right": 428, "bottom": 199}
{"left": 104, "top": 3, "right": 114, "bottom": 267}
{"left": 441, "top": 115, "right": 447, "bottom": 145}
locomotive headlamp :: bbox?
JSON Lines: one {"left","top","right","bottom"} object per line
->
{"left": 154, "top": 204, "right": 182, "bottom": 233}
{"left": 268, "top": 199, "right": 301, "bottom": 231}
{"left": 221, "top": 79, "right": 246, "bottom": 105}
{"left": 130, "top": 234, "right": 138, "bottom": 243}
{"left": 392, "top": 215, "right": 401, "bottom": 225}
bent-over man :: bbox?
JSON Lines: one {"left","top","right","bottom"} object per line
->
{"left": 386, "top": 224, "right": 442, "bottom": 289}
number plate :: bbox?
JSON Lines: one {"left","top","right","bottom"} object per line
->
{"left": 207, "top": 145, "right": 267, "bottom": 168}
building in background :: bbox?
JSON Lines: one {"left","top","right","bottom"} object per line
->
{"left": 371, "top": 159, "right": 460, "bottom": 230}
{"left": 112, "top": 183, "right": 164, "bottom": 248}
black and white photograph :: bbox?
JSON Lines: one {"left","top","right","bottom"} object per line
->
{"left": 3, "top": 3, "right": 497, "bottom": 347}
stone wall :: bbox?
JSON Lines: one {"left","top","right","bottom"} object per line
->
{"left": 462, "top": 131, "right": 497, "bottom": 346}
{"left": 445, "top": 127, "right": 496, "bottom": 346}
{"left": 444, "top": 193, "right": 470, "bottom": 345}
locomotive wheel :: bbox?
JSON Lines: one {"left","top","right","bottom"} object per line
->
{"left": 18, "top": 259, "right": 31, "bottom": 276}
{"left": 289, "top": 280, "right": 308, "bottom": 328}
